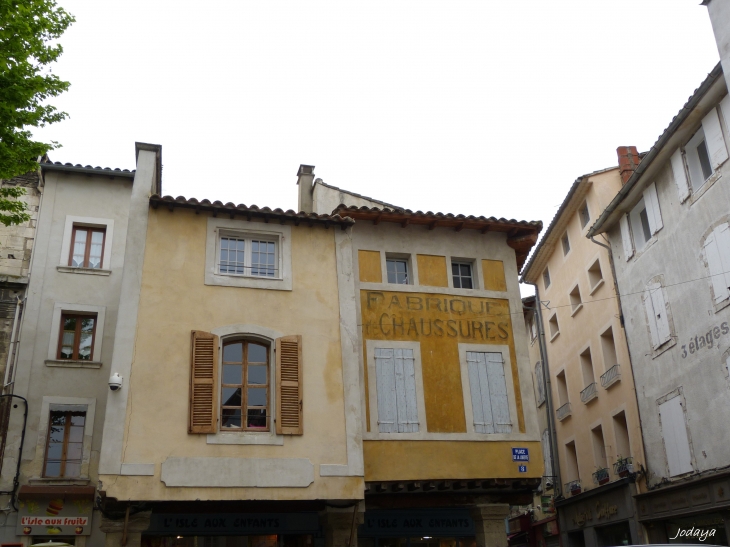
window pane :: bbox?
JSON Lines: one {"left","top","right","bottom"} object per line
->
{"left": 68, "top": 425, "right": 84, "bottom": 443}
{"left": 247, "top": 388, "right": 267, "bottom": 407}
{"left": 70, "top": 413, "right": 85, "bottom": 426}
{"left": 89, "top": 231, "right": 104, "bottom": 268}
{"left": 247, "top": 408, "right": 267, "bottom": 428}
{"left": 461, "top": 276, "right": 473, "bottom": 289}
{"left": 460, "top": 264, "right": 471, "bottom": 276}
{"left": 80, "top": 317, "right": 95, "bottom": 333}
{"left": 223, "top": 343, "right": 243, "bottom": 363}
{"left": 44, "top": 461, "right": 61, "bottom": 477}
{"left": 251, "top": 240, "right": 276, "bottom": 277}
{"left": 64, "top": 461, "right": 81, "bottom": 478}
{"left": 222, "top": 387, "right": 242, "bottom": 406}
{"left": 248, "top": 365, "right": 267, "bottom": 385}
{"left": 221, "top": 408, "right": 242, "bottom": 428}
{"left": 220, "top": 237, "right": 245, "bottom": 274}
{"left": 451, "top": 263, "right": 459, "bottom": 276}
{"left": 387, "top": 260, "right": 408, "bottom": 284}
{"left": 78, "top": 333, "right": 93, "bottom": 360}
{"left": 698, "top": 140, "right": 713, "bottom": 180}
{"left": 66, "top": 442, "right": 83, "bottom": 461}
{"left": 46, "top": 443, "right": 63, "bottom": 461}
{"left": 248, "top": 344, "right": 266, "bottom": 363}
{"left": 63, "top": 316, "right": 77, "bottom": 332}
{"left": 71, "top": 230, "right": 87, "bottom": 267}
{"left": 222, "top": 364, "right": 242, "bottom": 384}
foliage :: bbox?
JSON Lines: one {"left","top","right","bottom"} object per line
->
{"left": 0, "top": 187, "right": 30, "bottom": 226}
{"left": 0, "top": 0, "right": 75, "bottom": 180}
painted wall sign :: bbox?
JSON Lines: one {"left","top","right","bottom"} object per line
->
{"left": 359, "top": 510, "right": 475, "bottom": 537}
{"left": 145, "top": 513, "right": 320, "bottom": 535}
{"left": 512, "top": 448, "right": 529, "bottom": 461}
{"left": 16, "top": 498, "right": 93, "bottom": 536}
{"left": 680, "top": 321, "right": 729, "bottom": 358}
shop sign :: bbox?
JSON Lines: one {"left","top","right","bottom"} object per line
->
{"left": 512, "top": 448, "right": 529, "bottom": 462}
{"left": 146, "top": 513, "right": 320, "bottom": 535}
{"left": 359, "top": 510, "right": 474, "bottom": 537}
{"left": 16, "top": 498, "right": 93, "bottom": 536}
{"left": 562, "top": 487, "right": 630, "bottom": 531}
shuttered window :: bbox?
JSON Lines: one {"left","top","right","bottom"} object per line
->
{"left": 189, "top": 331, "right": 219, "bottom": 434}
{"left": 221, "top": 341, "right": 269, "bottom": 431}
{"left": 643, "top": 283, "right": 672, "bottom": 349}
{"left": 704, "top": 223, "right": 730, "bottom": 304}
{"left": 466, "top": 351, "right": 512, "bottom": 434}
{"left": 620, "top": 214, "right": 634, "bottom": 261}
{"left": 659, "top": 396, "right": 693, "bottom": 477}
{"left": 671, "top": 148, "right": 691, "bottom": 203}
{"left": 375, "top": 348, "right": 419, "bottom": 433}
{"left": 642, "top": 182, "right": 663, "bottom": 235}
{"left": 276, "top": 335, "right": 303, "bottom": 435}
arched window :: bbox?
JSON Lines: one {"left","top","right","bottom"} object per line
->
{"left": 221, "top": 340, "right": 270, "bottom": 431}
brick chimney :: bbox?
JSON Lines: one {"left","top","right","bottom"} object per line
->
{"left": 297, "top": 164, "right": 315, "bottom": 213}
{"left": 617, "top": 146, "right": 640, "bottom": 185}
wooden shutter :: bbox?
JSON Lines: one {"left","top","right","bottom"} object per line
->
{"left": 620, "top": 214, "right": 634, "bottom": 260}
{"left": 705, "top": 224, "right": 730, "bottom": 303}
{"left": 670, "top": 149, "right": 691, "bottom": 203}
{"left": 701, "top": 107, "right": 729, "bottom": 170}
{"left": 276, "top": 335, "right": 303, "bottom": 435}
{"left": 642, "top": 182, "right": 663, "bottom": 235}
{"left": 486, "top": 352, "right": 512, "bottom": 434}
{"left": 659, "top": 396, "right": 693, "bottom": 476}
{"left": 189, "top": 331, "right": 219, "bottom": 434}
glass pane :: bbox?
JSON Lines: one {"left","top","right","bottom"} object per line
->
{"left": 70, "top": 413, "right": 85, "bottom": 426}
{"left": 63, "top": 316, "right": 77, "bottom": 332}
{"left": 222, "top": 387, "right": 242, "bottom": 406}
{"left": 247, "top": 388, "right": 267, "bottom": 407}
{"left": 223, "top": 364, "right": 242, "bottom": 384}
{"left": 248, "top": 365, "right": 267, "bottom": 385}
{"left": 68, "top": 425, "right": 84, "bottom": 443}
{"left": 460, "top": 263, "right": 471, "bottom": 276}
{"left": 66, "top": 442, "right": 83, "bottom": 460}
{"left": 639, "top": 208, "right": 652, "bottom": 242}
{"left": 248, "top": 343, "right": 266, "bottom": 363}
{"left": 48, "top": 422, "right": 65, "bottom": 442}
{"left": 223, "top": 343, "right": 243, "bottom": 363}
{"left": 78, "top": 333, "right": 92, "bottom": 360}
{"left": 247, "top": 408, "right": 267, "bottom": 428}
{"left": 462, "top": 276, "right": 473, "bottom": 289}
{"left": 64, "top": 461, "right": 80, "bottom": 478}
{"left": 80, "top": 317, "right": 95, "bottom": 333}
{"left": 451, "top": 263, "right": 459, "bottom": 275}
{"left": 698, "top": 140, "right": 713, "bottom": 180}
{"left": 46, "top": 443, "right": 63, "bottom": 460}
{"left": 220, "top": 238, "right": 245, "bottom": 274}
{"left": 396, "top": 261, "right": 407, "bottom": 274}
{"left": 60, "top": 346, "right": 73, "bottom": 359}
{"left": 221, "top": 408, "right": 242, "bottom": 428}
{"left": 44, "top": 461, "right": 61, "bottom": 477}
{"left": 89, "top": 231, "right": 104, "bottom": 268}
{"left": 72, "top": 230, "right": 87, "bottom": 267}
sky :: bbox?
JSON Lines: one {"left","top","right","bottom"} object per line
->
{"left": 33, "top": 1, "right": 720, "bottom": 293}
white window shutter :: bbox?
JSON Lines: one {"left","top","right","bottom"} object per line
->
{"left": 706, "top": 224, "right": 730, "bottom": 303}
{"left": 375, "top": 349, "right": 397, "bottom": 433}
{"left": 648, "top": 283, "right": 671, "bottom": 346}
{"left": 701, "top": 107, "right": 729, "bottom": 170}
{"left": 486, "top": 353, "right": 512, "bottom": 433}
{"left": 642, "top": 182, "right": 663, "bottom": 234}
{"left": 467, "top": 352, "right": 493, "bottom": 433}
{"left": 659, "top": 397, "right": 693, "bottom": 476}
{"left": 670, "top": 149, "right": 691, "bottom": 203}
{"left": 393, "top": 349, "right": 418, "bottom": 433}
{"left": 720, "top": 94, "right": 730, "bottom": 141}
{"left": 620, "top": 214, "right": 634, "bottom": 260}
{"left": 644, "top": 286, "right": 661, "bottom": 349}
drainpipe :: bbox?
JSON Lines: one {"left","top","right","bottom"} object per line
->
{"left": 524, "top": 283, "right": 562, "bottom": 498}
{"left": 590, "top": 235, "right": 626, "bottom": 328}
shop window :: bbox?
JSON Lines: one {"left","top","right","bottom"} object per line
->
{"left": 465, "top": 351, "right": 511, "bottom": 433}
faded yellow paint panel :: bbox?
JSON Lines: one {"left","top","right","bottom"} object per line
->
{"left": 417, "top": 254, "right": 449, "bottom": 287}
{"left": 358, "top": 250, "right": 382, "bottom": 283}
{"left": 361, "top": 290, "right": 524, "bottom": 433}
{"left": 482, "top": 259, "right": 507, "bottom": 292}
{"left": 364, "top": 441, "right": 543, "bottom": 481}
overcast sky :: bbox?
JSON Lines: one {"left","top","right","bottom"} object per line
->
{"left": 34, "top": 1, "right": 720, "bottom": 291}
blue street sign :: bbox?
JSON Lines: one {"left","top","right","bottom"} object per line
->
{"left": 512, "top": 448, "right": 529, "bottom": 462}
{"left": 518, "top": 465, "right": 528, "bottom": 473}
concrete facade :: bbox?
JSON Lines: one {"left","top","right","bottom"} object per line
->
{"left": 589, "top": 64, "right": 730, "bottom": 542}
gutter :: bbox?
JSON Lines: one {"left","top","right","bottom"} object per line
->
{"left": 41, "top": 164, "right": 135, "bottom": 179}
{"left": 587, "top": 62, "right": 723, "bottom": 237}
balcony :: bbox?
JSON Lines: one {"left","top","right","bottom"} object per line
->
{"left": 593, "top": 468, "right": 610, "bottom": 485}
{"left": 601, "top": 364, "right": 621, "bottom": 389}
{"left": 580, "top": 382, "right": 598, "bottom": 404}
{"left": 565, "top": 479, "right": 581, "bottom": 496}
{"left": 613, "top": 456, "right": 634, "bottom": 478}
{"left": 556, "top": 402, "right": 572, "bottom": 421}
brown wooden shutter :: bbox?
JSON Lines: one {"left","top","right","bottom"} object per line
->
{"left": 189, "top": 331, "right": 219, "bottom": 434}
{"left": 276, "top": 335, "right": 303, "bottom": 435}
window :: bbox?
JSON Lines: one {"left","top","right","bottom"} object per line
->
{"left": 219, "top": 235, "right": 277, "bottom": 277}
{"left": 548, "top": 312, "right": 559, "bottom": 340}
{"left": 375, "top": 348, "right": 419, "bottom": 433}
{"left": 535, "top": 361, "right": 545, "bottom": 406}
{"left": 562, "top": 233, "right": 570, "bottom": 255}
{"left": 600, "top": 326, "right": 619, "bottom": 370}
{"left": 556, "top": 370, "right": 569, "bottom": 406}
{"left": 704, "top": 223, "right": 730, "bottom": 304}
{"left": 44, "top": 410, "right": 86, "bottom": 477}
{"left": 587, "top": 258, "right": 603, "bottom": 292}
{"left": 386, "top": 259, "right": 409, "bottom": 284}
{"left": 565, "top": 440, "right": 579, "bottom": 482}
{"left": 643, "top": 282, "right": 672, "bottom": 349}
{"left": 221, "top": 340, "right": 269, "bottom": 431}
{"left": 69, "top": 227, "right": 105, "bottom": 269}
{"left": 686, "top": 128, "right": 714, "bottom": 191}
{"left": 465, "top": 351, "right": 511, "bottom": 433}
{"left": 57, "top": 313, "right": 96, "bottom": 361}
{"left": 591, "top": 425, "right": 607, "bottom": 470}
{"left": 569, "top": 284, "right": 582, "bottom": 315}
{"left": 613, "top": 411, "right": 631, "bottom": 461}
{"left": 543, "top": 268, "right": 551, "bottom": 289}
{"left": 579, "top": 202, "right": 590, "bottom": 228}
{"left": 658, "top": 395, "right": 693, "bottom": 476}
{"left": 580, "top": 347, "right": 594, "bottom": 388}
{"left": 620, "top": 183, "right": 662, "bottom": 260}
{"left": 452, "top": 261, "right": 473, "bottom": 289}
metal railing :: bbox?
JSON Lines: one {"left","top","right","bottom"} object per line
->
{"left": 565, "top": 479, "right": 581, "bottom": 496}
{"left": 556, "top": 402, "right": 572, "bottom": 421}
{"left": 593, "top": 468, "right": 610, "bottom": 485}
{"left": 613, "top": 456, "right": 634, "bottom": 477}
{"left": 580, "top": 382, "right": 598, "bottom": 403}
{"left": 601, "top": 364, "right": 621, "bottom": 389}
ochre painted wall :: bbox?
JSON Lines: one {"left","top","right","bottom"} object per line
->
{"left": 358, "top": 250, "right": 382, "bottom": 283}
{"left": 416, "top": 254, "right": 449, "bottom": 287}
{"left": 482, "top": 259, "right": 507, "bottom": 292}
{"left": 361, "top": 290, "right": 524, "bottom": 433}
{"left": 364, "top": 440, "right": 543, "bottom": 481}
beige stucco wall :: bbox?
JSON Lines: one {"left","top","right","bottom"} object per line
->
{"left": 534, "top": 168, "right": 646, "bottom": 494}
{"left": 100, "top": 207, "right": 363, "bottom": 501}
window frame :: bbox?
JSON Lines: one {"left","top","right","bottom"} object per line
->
{"left": 205, "top": 219, "right": 292, "bottom": 291}
{"left": 451, "top": 260, "right": 475, "bottom": 289}
{"left": 68, "top": 226, "right": 106, "bottom": 269}
{"left": 220, "top": 339, "right": 271, "bottom": 432}
{"left": 579, "top": 202, "right": 590, "bottom": 229}
{"left": 561, "top": 233, "right": 570, "bottom": 256}
{"left": 543, "top": 267, "right": 551, "bottom": 289}
{"left": 46, "top": 303, "right": 106, "bottom": 365}
{"left": 629, "top": 198, "right": 653, "bottom": 252}
{"left": 386, "top": 257, "right": 410, "bottom": 285}
{"left": 43, "top": 409, "right": 86, "bottom": 478}
{"left": 58, "top": 216, "right": 114, "bottom": 273}
{"left": 685, "top": 127, "right": 715, "bottom": 192}
{"left": 218, "top": 233, "right": 279, "bottom": 279}
{"left": 702, "top": 221, "right": 730, "bottom": 309}
{"left": 56, "top": 312, "right": 98, "bottom": 361}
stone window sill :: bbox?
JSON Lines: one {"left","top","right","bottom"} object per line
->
{"left": 45, "top": 359, "right": 102, "bottom": 369}
{"left": 57, "top": 266, "right": 111, "bottom": 276}
{"left": 589, "top": 279, "right": 605, "bottom": 296}
{"left": 207, "top": 432, "right": 284, "bottom": 445}
{"left": 28, "top": 477, "right": 90, "bottom": 486}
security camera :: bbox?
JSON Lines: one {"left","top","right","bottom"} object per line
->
{"left": 109, "top": 372, "right": 123, "bottom": 392}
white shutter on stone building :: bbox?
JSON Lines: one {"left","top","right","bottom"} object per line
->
{"left": 620, "top": 214, "right": 635, "bottom": 260}
{"left": 670, "top": 149, "right": 691, "bottom": 203}
{"left": 659, "top": 396, "right": 693, "bottom": 477}
{"left": 704, "top": 223, "right": 730, "bottom": 303}
{"left": 702, "top": 107, "right": 729, "bottom": 170}
{"left": 644, "top": 283, "right": 671, "bottom": 349}
{"left": 642, "top": 182, "right": 663, "bottom": 234}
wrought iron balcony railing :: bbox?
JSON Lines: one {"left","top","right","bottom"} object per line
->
{"left": 580, "top": 382, "right": 598, "bottom": 403}
{"left": 601, "top": 363, "right": 621, "bottom": 389}
{"left": 556, "top": 402, "right": 572, "bottom": 421}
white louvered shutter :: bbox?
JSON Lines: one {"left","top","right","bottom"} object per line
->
{"left": 642, "top": 182, "right": 663, "bottom": 234}
{"left": 643, "top": 286, "right": 661, "bottom": 349}
{"left": 645, "top": 283, "right": 671, "bottom": 348}
{"left": 620, "top": 214, "right": 634, "bottom": 260}
{"left": 393, "top": 349, "right": 419, "bottom": 432}
{"left": 486, "top": 352, "right": 512, "bottom": 433}
{"left": 467, "top": 352, "right": 493, "bottom": 433}
{"left": 659, "top": 397, "right": 693, "bottom": 476}
{"left": 702, "top": 107, "right": 729, "bottom": 170}
{"left": 720, "top": 94, "right": 730, "bottom": 140}
{"left": 705, "top": 224, "right": 730, "bottom": 303}
{"left": 670, "top": 149, "right": 691, "bottom": 203}
{"left": 375, "top": 348, "right": 397, "bottom": 433}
